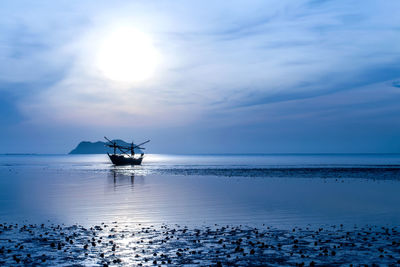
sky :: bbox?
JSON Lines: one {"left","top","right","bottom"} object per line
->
{"left": 0, "top": 0, "right": 400, "bottom": 154}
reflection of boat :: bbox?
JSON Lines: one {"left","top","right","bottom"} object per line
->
{"left": 104, "top": 136, "right": 150, "bottom": 166}
{"left": 111, "top": 169, "right": 135, "bottom": 185}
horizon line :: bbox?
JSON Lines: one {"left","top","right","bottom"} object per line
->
{"left": 1, "top": 152, "right": 400, "bottom": 156}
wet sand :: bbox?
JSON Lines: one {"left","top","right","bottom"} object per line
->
{"left": 1, "top": 222, "right": 399, "bottom": 266}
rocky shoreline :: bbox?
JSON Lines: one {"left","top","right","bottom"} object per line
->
{"left": 0, "top": 222, "right": 399, "bottom": 266}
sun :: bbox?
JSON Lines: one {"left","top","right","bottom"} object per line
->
{"left": 97, "top": 27, "right": 158, "bottom": 83}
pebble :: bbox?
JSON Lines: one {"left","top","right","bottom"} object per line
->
{"left": 0, "top": 222, "right": 398, "bottom": 266}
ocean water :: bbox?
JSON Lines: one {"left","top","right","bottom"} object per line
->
{"left": 0, "top": 154, "right": 400, "bottom": 228}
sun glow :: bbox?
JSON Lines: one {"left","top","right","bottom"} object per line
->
{"left": 97, "top": 27, "right": 158, "bottom": 83}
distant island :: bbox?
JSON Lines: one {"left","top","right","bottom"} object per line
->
{"left": 69, "top": 140, "right": 143, "bottom": 154}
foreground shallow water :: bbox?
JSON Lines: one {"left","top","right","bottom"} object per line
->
{"left": 1, "top": 154, "right": 400, "bottom": 265}
{"left": 1, "top": 154, "right": 400, "bottom": 227}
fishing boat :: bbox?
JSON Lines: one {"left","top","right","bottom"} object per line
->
{"left": 104, "top": 137, "right": 150, "bottom": 166}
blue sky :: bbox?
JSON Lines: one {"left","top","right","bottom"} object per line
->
{"left": 0, "top": 0, "right": 400, "bottom": 153}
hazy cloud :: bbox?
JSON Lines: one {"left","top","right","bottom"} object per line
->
{"left": 0, "top": 0, "right": 399, "bottom": 153}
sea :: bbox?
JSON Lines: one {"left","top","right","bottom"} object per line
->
{"left": 1, "top": 153, "right": 400, "bottom": 229}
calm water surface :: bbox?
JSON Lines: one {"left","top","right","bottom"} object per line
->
{"left": 0, "top": 154, "right": 400, "bottom": 228}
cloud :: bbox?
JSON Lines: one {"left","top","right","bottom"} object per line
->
{"left": 1, "top": 0, "right": 400, "bottom": 152}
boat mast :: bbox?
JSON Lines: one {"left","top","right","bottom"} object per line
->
{"left": 104, "top": 136, "right": 150, "bottom": 157}
{"left": 131, "top": 142, "right": 135, "bottom": 156}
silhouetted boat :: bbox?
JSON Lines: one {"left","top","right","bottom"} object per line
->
{"left": 104, "top": 137, "right": 150, "bottom": 166}
{"left": 107, "top": 154, "right": 143, "bottom": 165}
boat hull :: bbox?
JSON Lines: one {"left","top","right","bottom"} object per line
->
{"left": 108, "top": 154, "right": 143, "bottom": 166}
